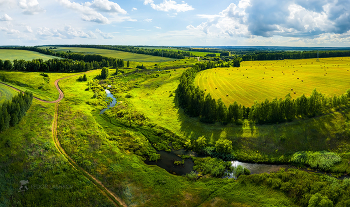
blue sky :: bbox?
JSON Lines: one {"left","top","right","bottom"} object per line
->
{"left": 0, "top": 0, "right": 349, "bottom": 46}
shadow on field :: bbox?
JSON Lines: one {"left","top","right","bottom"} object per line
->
{"left": 173, "top": 93, "right": 350, "bottom": 157}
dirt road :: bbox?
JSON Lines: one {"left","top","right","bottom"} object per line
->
{"left": 1, "top": 72, "right": 127, "bottom": 207}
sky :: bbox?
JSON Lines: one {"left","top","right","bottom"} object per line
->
{"left": 0, "top": 0, "right": 349, "bottom": 46}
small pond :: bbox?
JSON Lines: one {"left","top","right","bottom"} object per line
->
{"left": 100, "top": 89, "right": 118, "bottom": 114}
{"left": 144, "top": 150, "right": 195, "bottom": 175}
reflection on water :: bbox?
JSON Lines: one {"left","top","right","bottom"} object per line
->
{"left": 231, "top": 161, "right": 289, "bottom": 174}
{"left": 226, "top": 161, "right": 289, "bottom": 179}
{"left": 100, "top": 89, "right": 117, "bottom": 114}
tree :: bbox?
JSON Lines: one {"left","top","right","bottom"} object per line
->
{"left": 4, "top": 60, "right": 13, "bottom": 70}
{"left": 127, "top": 60, "right": 130, "bottom": 67}
{"left": 101, "top": 67, "right": 109, "bottom": 79}
{"left": 217, "top": 98, "right": 227, "bottom": 124}
{"left": 0, "top": 59, "right": 3, "bottom": 70}
{"left": 215, "top": 139, "right": 232, "bottom": 154}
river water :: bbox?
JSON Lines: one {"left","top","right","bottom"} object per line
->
{"left": 100, "top": 89, "right": 117, "bottom": 114}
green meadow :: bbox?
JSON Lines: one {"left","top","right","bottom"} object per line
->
{"left": 0, "top": 49, "right": 57, "bottom": 61}
{"left": 0, "top": 84, "right": 18, "bottom": 104}
{"left": 195, "top": 57, "right": 350, "bottom": 107}
{"left": 1, "top": 53, "right": 350, "bottom": 206}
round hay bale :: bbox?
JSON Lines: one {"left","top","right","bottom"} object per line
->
{"left": 294, "top": 92, "right": 296, "bottom": 94}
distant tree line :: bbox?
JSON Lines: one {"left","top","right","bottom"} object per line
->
{"left": 176, "top": 66, "right": 350, "bottom": 125}
{"left": 0, "top": 47, "right": 125, "bottom": 72}
{"left": 46, "top": 45, "right": 191, "bottom": 59}
{"left": 0, "top": 91, "right": 33, "bottom": 133}
{"left": 0, "top": 57, "right": 124, "bottom": 73}
{"left": 242, "top": 50, "right": 350, "bottom": 61}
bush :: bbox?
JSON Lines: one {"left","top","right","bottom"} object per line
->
{"left": 193, "top": 157, "right": 231, "bottom": 177}
{"left": 244, "top": 168, "right": 251, "bottom": 175}
{"left": 308, "top": 193, "right": 333, "bottom": 207}
{"left": 186, "top": 171, "right": 198, "bottom": 181}
{"left": 215, "top": 139, "right": 232, "bottom": 154}
{"left": 291, "top": 151, "right": 342, "bottom": 170}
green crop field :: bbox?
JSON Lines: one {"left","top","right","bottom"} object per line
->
{"left": 0, "top": 49, "right": 57, "bottom": 61}
{"left": 195, "top": 57, "right": 350, "bottom": 106}
{"left": 0, "top": 84, "right": 18, "bottom": 104}
{"left": 48, "top": 47, "right": 176, "bottom": 62}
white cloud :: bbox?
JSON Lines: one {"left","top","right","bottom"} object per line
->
{"left": 155, "top": 26, "right": 161, "bottom": 29}
{"left": 35, "top": 26, "right": 98, "bottom": 40}
{"left": 0, "top": 27, "right": 20, "bottom": 35}
{"left": 95, "top": 28, "right": 113, "bottom": 39}
{"left": 25, "top": 26, "right": 33, "bottom": 33}
{"left": 87, "top": 0, "right": 126, "bottom": 14}
{"left": 144, "top": 0, "right": 194, "bottom": 12}
{"left": 144, "top": 18, "right": 152, "bottom": 22}
{"left": 18, "top": 0, "right": 45, "bottom": 15}
{"left": 131, "top": 7, "right": 137, "bottom": 11}
{"left": 58, "top": 0, "right": 109, "bottom": 24}
{"left": 0, "top": 14, "right": 12, "bottom": 21}
{"left": 58, "top": 0, "right": 130, "bottom": 24}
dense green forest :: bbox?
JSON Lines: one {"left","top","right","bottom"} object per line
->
{"left": 0, "top": 91, "right": 33, "bottom": 133}
{"left": 0, "top": 57, "right": 124, "bottom": 73}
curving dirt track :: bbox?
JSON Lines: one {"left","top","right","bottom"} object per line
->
{"left": 1, "top": 72, "right": 127, "bottom": 207}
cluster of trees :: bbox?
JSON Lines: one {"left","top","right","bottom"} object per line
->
{"left": 45, "top": 45, "right": 191, "bottom": 59}
{"left": 77, "top": 74, "right": 88, "bottom": 81}
{"left": 0, "top": 58, "right": 95, "bottom": 73}
{"left": 249, "top": 89, "right": 350, "bottom": 124}
{"left": 0, "top": 57, "right": 124, "bottom": 73}
{"left": 0, "top": 91, "right": 33, "bottom": 133}
{"left": 177, "top": 66, "right": 350, "bottom": 125}
{"left": 242, "top": 50, "right": 350, "bottom": 61}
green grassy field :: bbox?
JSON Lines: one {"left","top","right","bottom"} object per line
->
{"left": 49, "top": 47, "right": 176, "bottom": 62}
{"left": 0, "top": 84, "right": 18, "bottom": 104}
{"left": 2, "top": 54, "right": 350, "bottom": 206}
{"left": 0, "top": 71, "right": 89, "bottom": 101}
{"left": 0, "top": 49, "right": 57, "bottom": 61}
{"left": 125, "top": 66, "right": 350, "bottom": 171}
{"left": 195, "top": 57, "right": 350, "bottom": 107}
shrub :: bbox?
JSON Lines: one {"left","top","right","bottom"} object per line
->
{"left": 244, "top": 168, "right": 251, "bottom": 175}
{"left": 185, "top": 171, "right": 198, "bottom": 181}
{"left": 215, "top": 139, "right": 232, "bottom": 154}
{"left": 308, "top": 193, "right": 333, "bottom": 207}
{"left": 291, "top": 151, "right": 341, "bottom": 170}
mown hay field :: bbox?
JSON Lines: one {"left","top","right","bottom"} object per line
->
{"left": 195, "top": 57, "right": 350, "bottom": 106}
{"left": 0, "top": 49, "right": 57, "bottom": 61}
{"left": 49, "top": 47, "right": 177, "bottom": 62}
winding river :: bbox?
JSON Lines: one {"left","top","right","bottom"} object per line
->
{"left": 100, "top": 89, "right": 117, "bottom": 114}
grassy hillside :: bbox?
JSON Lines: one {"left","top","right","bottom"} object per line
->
{"left": 0, "top": 71, "right": 87, "bottom": 101}
{"left": 0, "top": 99, "right": 115, "bottom": 206}
{"left": 195, "top": 57, "right": 350, "bottom": 106}
{"left": 0, "top": 84, "right": 18, "bottom": 104}
{"left": 0, "top": 49, "right": 57, "bottom": 61}
{"left": 125, "top": 66, "right": 350, "bottom": 171}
